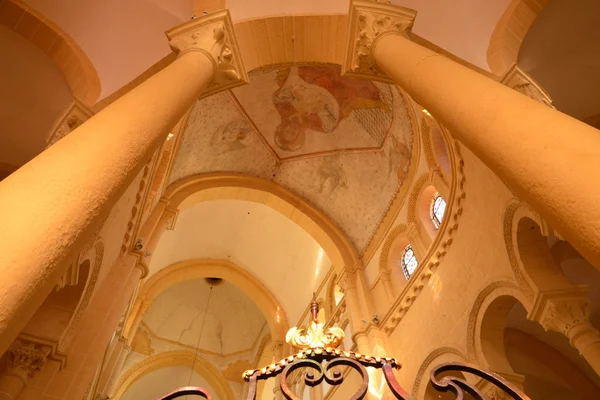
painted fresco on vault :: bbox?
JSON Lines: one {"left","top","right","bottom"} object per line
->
{"left": 233, "top": 64, "right": 394, "bottom": 156}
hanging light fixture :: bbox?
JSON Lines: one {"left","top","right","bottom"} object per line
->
{"left": 161, "top": 278, "right": 221, "bottom": 399}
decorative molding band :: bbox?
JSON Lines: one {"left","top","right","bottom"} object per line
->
{"left": 411, "top": 346, "right": 467, "bottom": 397}
{"left": 342, "top": 0, "right": 416, "bottom": 82}
{"left": 378, "top": 133, "right": 466, "bottom": 336}
{"left": 465, "top": 280, "right": 525, "bottom": 362}
{"left": 166, "top": 10, "right": 249, "bottom": 99}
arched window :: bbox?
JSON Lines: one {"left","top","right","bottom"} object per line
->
{"left": 401, "top": 245, "right": 418, "bottom": 280}
{"left": 430, "top": 193, "right": 447, "bottom": 229}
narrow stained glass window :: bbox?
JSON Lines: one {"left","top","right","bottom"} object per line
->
{"left": 431, "top": 193, "right": 447, "bottom": 229}
{"left": 401, "top": 245, "right": 418, "bottom": 280}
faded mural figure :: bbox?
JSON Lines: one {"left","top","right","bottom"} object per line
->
{"left": 388, "top": 135, "right": 411, "bottom": 182}
{"left": 315, "top": 157, "right": 347, "bottom": 196}
{"left": 210, "top": 119, "right": 252, "bottom": 154}
{"left": 272, "top": 65, "right": 389, "bottom": 152}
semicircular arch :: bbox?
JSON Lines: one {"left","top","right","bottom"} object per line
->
{"left": 137, "top": 258, "right": 288, "bottom": 344}
{"left": 0, "top": 0, "right": 100, "bottom": 105}
{"left": 162, "top": 173, "right": 361, "bottom": 273}
{"left": 111, "top": 350, "right": 234, "bottom": 400}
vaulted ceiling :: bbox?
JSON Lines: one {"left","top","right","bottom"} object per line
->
{"left": 19, "top": 0, "right": 514, "bottom": 99}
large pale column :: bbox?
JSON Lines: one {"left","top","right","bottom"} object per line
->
{"left": 342, "top": 0, "right": 600, "bottom": 268}
{"left": 530, "top": 288, "right": 600, "bottom": 376}
{"left": 0, "top": 340, "right": 49, "bottom": 400}
{"left": 0, "top": 10, "right": 247, "bottom": 354}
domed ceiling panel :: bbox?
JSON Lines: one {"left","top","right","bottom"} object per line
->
{"left": 233, "top": 64, "right": 394, "bottom": 157}
{"left": 143, "top": 280, "right": 266, "bottom": 355}
{"left": 169, "top": 63, "right": 414, "bottom": 252}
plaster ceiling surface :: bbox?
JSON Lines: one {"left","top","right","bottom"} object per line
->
{"left": 23, "top": 0, "right": 513, "bottom": 99}
{"left": 121, "top": 366, "right": 219, "bottom": 400}
{"left": 0, "top": 26, "right": 72, "bottom": 166}
{"left": 143, "top": 279, "right": 266, "bottom": 355}
{"left": 518, "top": 0, "right": 600, "bottom": 120}
{"left": 227, "top": 0, "right": 510, "bottom": 70}
{"left": 169, "top": 63, "right": 414, "bottom": 251}
{"left": 148, "top": 199, "right": 332, "bottom": 324}
{"left": 23, "top": 0, "right": 190, "bottom": 98}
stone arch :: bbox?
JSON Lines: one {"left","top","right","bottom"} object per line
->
{"left": 466, "top": 281, "right": 532, "bottom": 367}
{"left": 132, "top": 259, "right": 288, "bottom": 344}
{"left": 111, "top": 350, "right": 234, "bottom": 400}
{"left": 411, "top": 346, "right": 468, "bottom": 398}
{"left": 162, "top": 173, "right": 361, "bottom": 273}
{"left": 487, "top": 0, "right": 551, "bottom": 76}
{"left": 21, "top": 240, "right": 104, "bottom": 353}
{"left": 0, "top": 0, "right": 100, "bottom": 105}
{"left": 58, "top": 239, "right": 104, "bottom": 351}
{"left": 504, "top": 199, "right": 575, "bottom": 295}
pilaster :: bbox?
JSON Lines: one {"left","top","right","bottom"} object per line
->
{"left": 342, "top": 0, "right": 416, "bottom": 82}
{"left": 166, "top": 10, "right": 249, "bottom": 99}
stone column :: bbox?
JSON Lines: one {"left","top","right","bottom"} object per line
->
{"left": 0, "top": 340, "right": 50, "bottom": 400}
{"left": 96, "top": 337, "right": 132, "bottom": 398}
{"left": 342, "top": 0, "right": 600, "bottom": 268}
{"left": 339, "top": 271, "right": 370, "bottom": 353}
{"left": 530, "top": 288, "right": 600, "bottom": 376}
{"left": 0, "top": 10, "right": 247, "bottom": 355}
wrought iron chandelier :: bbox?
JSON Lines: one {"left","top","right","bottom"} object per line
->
{"left": 159, "top": 295, "right": 530, "bottom": 400}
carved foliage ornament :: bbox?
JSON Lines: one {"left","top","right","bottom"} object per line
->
{"left": 343, "top": 0, "right": 416, "bottom": 82}
{"left": 6, "top": 339, "right": 51, "bottom": 381}
{"left": 166, "top": 10, "right": 249, "bottom": 99}
{"left": 285, "top": 294, "right": 345, "bottom": 350}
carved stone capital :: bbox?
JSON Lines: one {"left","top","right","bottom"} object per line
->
{"left": 46, "top": 98, "right": 94, "bottom": 148}
{"left": 501, "top": 64, "right": 554, "bottom": 107}
{"left": 166, "top": 10, "right": 248, "bottom": 99}
{"left": 530, "top": 288, "right": 597, "bottom": 342}
{"left": 5, "top": 339, "right": 51, "bottom": 382}
{"left": 342, "top": 0, "right": 416, "bottom": 82}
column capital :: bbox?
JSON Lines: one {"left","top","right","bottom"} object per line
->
{"left": 501, "top": 64, "right": 554, "bottom": 107}
{"left": 166, "top": 10, "right": 248, "bottom": 99}
{"left": 342, "top": 0, "right": 415, "bottom": 82}
{"left": 5, "top": 339, "right": 51, "bottom": 382}
{"left": 530, "top": 287, "right": 595, "bottom": 337}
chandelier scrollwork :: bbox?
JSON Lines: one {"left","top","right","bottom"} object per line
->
{"left": 159, "top": 296, "right": 530, "bottom": 400}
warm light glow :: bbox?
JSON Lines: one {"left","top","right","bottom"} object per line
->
{"left": 314, "top": 247, "right": 325, "bottom": 278}
{"left": 421, "top": 108, "right": 431, "bottom": 117}
{"left": 166, "top": 133, "right": 174, "bottom": 141}
{"left": 276, "top": 306, "right": 281, "bottom": 323}
{"left": 368, "top": 345, "right": 387, "bottom": 398}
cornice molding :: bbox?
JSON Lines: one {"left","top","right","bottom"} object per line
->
{"left": 166, "top": 10, "right": 249, "bottom": 99}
